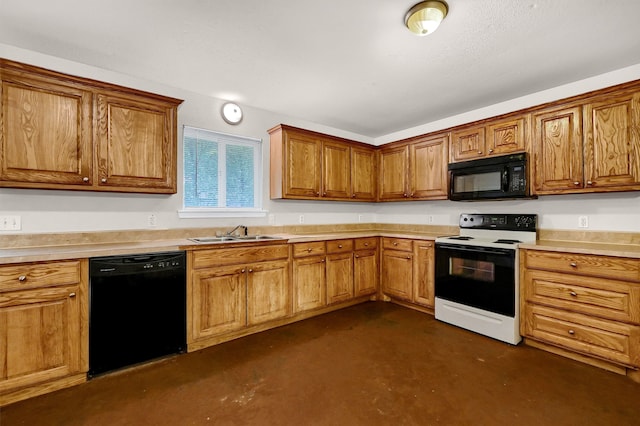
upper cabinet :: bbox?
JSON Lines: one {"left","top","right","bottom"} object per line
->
{"left": 0, "top": 59, "right": 182, "bottom": 193}
{"left": 532, "top": 88, "right": 640, "bottom": 194}
{"left": 379, "top": 133, "right": 448, "bottom": 201}
{"left": 269, "top": 124, "right": 376, "bottom": 201}
{"left": 450, "top": 115, "right": 528, "bottom": 163}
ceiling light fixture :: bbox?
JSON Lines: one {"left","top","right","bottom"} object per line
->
{"left": 221, "top": 102, "right": 243, "bottom": 125}
{"left": 405, "top": 1, "right": 448, "bottom": 36}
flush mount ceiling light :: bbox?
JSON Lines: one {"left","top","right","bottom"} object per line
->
{"left": 221, "top": 102, "right": 243, "bottom": 125}
{"left": 405, "top": 1, "right": 448, "bottom": 36}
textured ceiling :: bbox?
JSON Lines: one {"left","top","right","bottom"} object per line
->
{"left": 1, "top": 0, "right": 640, "bottom": 137}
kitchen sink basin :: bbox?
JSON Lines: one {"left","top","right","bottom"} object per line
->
{"left": 188, "top": 235, "right": 284, "bottom": 244}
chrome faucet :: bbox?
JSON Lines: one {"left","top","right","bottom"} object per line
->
{"left": 226, "top": 224, "right": 248, "bottom": 236}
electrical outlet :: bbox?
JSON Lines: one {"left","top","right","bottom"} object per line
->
{"left": 298, "top": 215, "right": 305, "bottom": 224}
{"left": 0, "top": 215, "right": 21, "bottom": 231}
{"left": 358, "top": 214, "right": 364, "bottom": 223}
{"left": 268, "top": 214, "right": 275, "bottom": 225}
{"left": 427, "top": 215, "right": 434, "bottom": 224}
{"left": 148, "top": 214, "right": 157, "bottom": 228}
{"left": 578, "top": 215, "right": 589, "bottom": 228}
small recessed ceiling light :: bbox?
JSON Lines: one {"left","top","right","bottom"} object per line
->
{"left": 221, "top": 102, "right": 243, "bottom": 125}
{"left": 405, "top": 1, "right": 448, "bottom": 36}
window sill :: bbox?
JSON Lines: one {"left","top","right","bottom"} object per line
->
{"left": 178, "top": 209, "right": 268, "bottom": 219}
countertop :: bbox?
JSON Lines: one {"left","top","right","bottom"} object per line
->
{"left": 0, "top": 231, "right": 446, "bottom": 265}
{"left": 520, "top": 240, "right": 640, "bottom": 259}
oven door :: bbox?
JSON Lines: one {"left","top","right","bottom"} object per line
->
{"left": 435, "top": 243, "right": 516, "bottom": 317}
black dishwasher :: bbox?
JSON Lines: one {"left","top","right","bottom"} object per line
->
{"left": 89, "top": 251, "right": 186, "bottom": 377}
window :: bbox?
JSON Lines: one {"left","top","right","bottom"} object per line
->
{"left": 180, "top": 126, "right": 265, "bottom": 218}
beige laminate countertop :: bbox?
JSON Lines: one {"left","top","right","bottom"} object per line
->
{"left": 0, "top": 231, "right": 446, "bottom": 265}
{"left": 520, "top": 240, "right": 640, "bottom": 259}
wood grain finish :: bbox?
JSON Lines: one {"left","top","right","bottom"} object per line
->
{"left": 451, "top": 127, "right": 486, "bottom": 162}
{"left": 450, "top": 115, "right": 527, "bottom": 162}
{"left": 521, "top": 249, "right": 640, "bottom": 370}
{"left": 246, "top": 259, "right": 290, "bottom": 325}
{"left": 350, "top": 146, "right": 377, "bottom": 200}
{"left": 409, "top": 134, "right": 448, "bottom": 199}
{"left": 0, "top": 259, "right": 86, "bottom": 406}
{"left": 378, "top": 145, "right": 409, "bottom": 200}
{"left": 0, "top": 59, "right": 182, "bottom": 193}
{"left": 292, "top": 254, "right": 326, "bottom": 313}
{"left": 413, "top": 241, "right": 435, "bottom": 307}
{"left": 326, "top": 252, "right": 353, "bottom": 305}
{"left": 354, "top": 247, "right": 378, "bottom": 297}
{"left": 322, "top": 140, "right": 350, "bottom": 198}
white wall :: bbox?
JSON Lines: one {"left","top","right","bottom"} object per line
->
{"left": 1, "top": 44, "right": 640, "bottom": 235}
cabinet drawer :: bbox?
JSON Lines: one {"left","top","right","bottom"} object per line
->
{"left": 524, "top": 304, "right": 640, "bottom": 367}
{"left": 524, "top": 250, "right": 640, "bottom": 282}
{"left": 354, "top": 237, "right": 378, "bottom": 251}
{"left": 326, "top": 239, "right": 353, "bottom": 254}
{"left": 382, "top": 237, "right": 413, "bottom": 252}
{"left": 0, "top": 260, "right": 81, "bottom": 292}
{"left": 523, "top": 269, "right": 640, "bottom": 324}
{"left": 192, "top": 244, "right": 289, "bottom": 268}
{"left": 292, "top": 242, "right": 326, "bottom": 258}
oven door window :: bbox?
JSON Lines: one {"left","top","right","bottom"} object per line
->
{"left": 435, "top": 244, "right": 516, "bottom": 317}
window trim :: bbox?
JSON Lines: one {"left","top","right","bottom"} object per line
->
{"left": 179, "top": 126, "right": 266, "bottom": 218}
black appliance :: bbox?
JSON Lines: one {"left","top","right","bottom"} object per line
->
{"left": 89, "top": 251, "right": 186, "bottom": 377}
{"left": 448, "top": 153, "right": 531, "bottom": 201}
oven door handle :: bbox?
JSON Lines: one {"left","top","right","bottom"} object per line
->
{"left": 502, "top": 169, "right": 509, "bottom": 192}
{"left": 436, "top": 243, "right": 514, "bottom": 256}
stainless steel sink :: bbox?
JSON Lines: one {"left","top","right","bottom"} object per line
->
{"left": 188, "top": 235, "right": 284, "bottom": 244}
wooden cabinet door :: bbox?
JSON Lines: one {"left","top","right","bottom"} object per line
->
{"left": 326, "top": 252, "right": 354, "bottom": 305}
{"left": 413, "top": 241, "right": 435, "bottom": 307}
{"left": 96, "top": 93, "right": 177, "bottom": 193}
{"left": 532, "top": 106, "right": 584, "bottom": 194}
{"left": 450, "top": 127, "right": 485, "bottom": 162}
{"left": 322, "top": 141, "right": 350, "bottom": 199}
{"left": 486, "top": 116, "right": 527, "bottom": 156}
{"left": 381, "top": 249, "right": 413, "bottom": 301}
{"left": 247, "top": 260, "right": 290, "bottom": 326}
{"left": 0, "top": 286, "right": 81, "bottom": 393}
{"left": 0, "top": 70, "right": 93, "bottom": 187}
{"left": 293, "top": 256, "right": 326, "bottom": 313}
{"left": 378, "top": 145, "right": 409, "bottom": 200}
{"left": 354, "top": 249, "right": 378, "bottom": 297}
{"left": 191, "top": 266, "right": 246, "bottom": 339}
{"left": 583, "top": 92, "right": 640, "bottom": 191}
{"left": 351, "top": 146, "right": 377, "bottom": 201}
{"left": 409, "top": 134, "right": 448, "bottom": 199}
{"left": 283, "top": 131, "right": 322, "bottom": 198}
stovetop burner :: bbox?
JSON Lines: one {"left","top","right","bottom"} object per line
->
{"left": 493, "top": 239, "right": 522, "bottom": 244}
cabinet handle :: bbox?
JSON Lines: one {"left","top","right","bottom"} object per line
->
{"left": 573, "top": 181, "right": 581, "bottom": 186}
{"left": 477, "top": 151, "right": 482, "bottom": 154}
{"left": 355, "top": 255, "right": 359, "bottom": 258}
{"left": 352, "top": 194, "right": 356, "bottom": 198}
{"left": 323, "top": 192, "right": 327, "bottom": 196}
{"left": 410, "top": 192, "right": 414, "bottom": 197}
{"left": 406, "top": 255, "right": 411, "bottom": 259}
{"left": 69, "top": 292, "right": 76, "bottom": 298}
{"left": 307, "top": 248, "right": 312, "bottom": 252}
{"left": 403, "top": 193, "right": 408, "bottom": 197}
{"left": 364, "top": 243, "right": 369, "bottom": 246}
{"left": 18, "top": 275, "right": 27, "bottom": 282}
{"left": 315, "top": 191, "right": 320, "bottom": 196}
{"left": 569, "top": 291, "right": 577, "bottom": 297}
{"left": 570, "top": 262, "right": 577, "bottom": 267}
{"left": 586, "top": 181, "right": 593, "bottom": 186}
{"left": 241, "top": 268, "right": 246, "bottom": 273}
{"left": 82, "top": 177, "right": 89, "bottom": 182}
{"left": 568, "top": 329, "right": 575, "bottom": 335}
{"left": 101, "top": 178, "right": 107, "bottom": 183}
{"left": 393, "top": 242, "right": 398, "bottom": 246}
{"left": 338, "top": 244, "right": 343, "bottom": 248}
{"left": 321, "top": 259, "right": 325, "bottom": 263}
{"left": 248, "top": 269, "right": 253, "bottom": 273}
{"left": 488, "top": 149, "right": 494, "bottom": 153}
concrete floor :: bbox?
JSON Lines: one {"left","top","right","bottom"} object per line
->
{"left": 2, "top": 302, "right": 640, "bottom": 425}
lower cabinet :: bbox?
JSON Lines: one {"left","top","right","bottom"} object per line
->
{"left": 326, "top": 239, "right": 354, "bottom": 305}
{"left": 354, "top": 238, "right": 379, "bottom": 297}
{"left": 188, "top": 244, "right": 290, "bottom": 349}
{"left": 292, "top": 241, "right": 327, "bottom": 313}
{"left": 521, "top": 249, "right": 640, "bottom": 372}
{"left": 381, "top": 238, "right": 435, "bottom": 308}
{"left": 0, "top": 260, "right": 87, "bottom": 406}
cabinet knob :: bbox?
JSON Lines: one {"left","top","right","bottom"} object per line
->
{"left": 18, "top": 275, "right": 27, "bottom": 282}
{"left": 406, "top": 255, "right": 411, "bottom": 259}
{"left": 307, "top": 248, "right": 312, "bottom": 252}
{"left": 101, "top": 178, "right": 107, "bottom": 183}
{"left": 323, "top": 192, "right": 327, "bottom": 196}
{"left": 69, "top": 292, "right": 76, "bottom": 298}
{"left": 477, "top": 151, "right": 482, "bottom": 154}
{"left": 586, "top": 181, "right": 594, "bottom": 185}
{"left": 355, "top": 255, "right": 359, "bottom": 258}
{"left": 364, "top": 243, "right": 369, "bottom": 246}
{"left": 393, "top": 242, "right": 398, "bottom": 246}
{"left": 241, "top": 268, "right": 246, "bottom": 273}
{"left": 352, "top": 194, "right": 356, "bottom": 198}
{"left": 338, "top": 244, "right": 343, "bottom": 248}
{"left": 573, "top": 181, "right": 580, "bottom": 186}
{"left": 410, "top": 192, "right": 414, "bottom": 197}
{"left": 570, "top": 262, "right": 577, "bottom": 267}
{"left": 316, "top": 191, "right": 320, "bottom": 196}
{"left": 488, "top": 149, "right": 494, "bottom": 153}
{"left": 568, "top": 329, "right": 575, "bottom": 335}
{"left": 569, "top": 291, "right": 577, "bottom": 297}
{"left": 321, "top": 259, "right": 325, "bottom": 263}
{"left": 248, "top": 269, "right": 253, "bottom": 273}
{"left": 403, "top": 193, "right": 408, "bottom": 197}
{"left": 82, "top": 177, "right": 89, "bottom": 182}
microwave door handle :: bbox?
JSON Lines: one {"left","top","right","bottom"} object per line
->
{"left": 502, "top": 169, "right": 509, "bottom": 192}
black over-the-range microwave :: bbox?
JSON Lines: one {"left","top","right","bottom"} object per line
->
{"left": 448, "top": 153, "right": 533, "bottom": 201}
